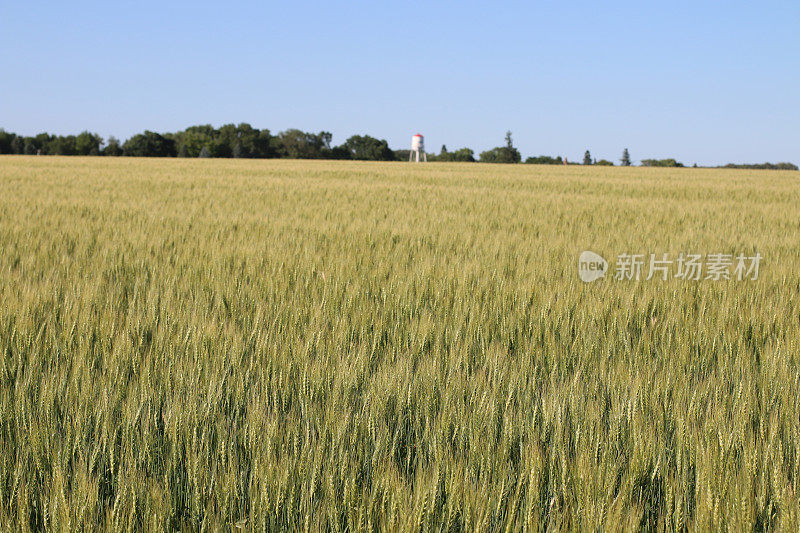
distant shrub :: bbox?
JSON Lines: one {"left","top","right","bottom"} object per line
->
{"left": 525, "top": 155, "right": 563, "bottom": 165}
{"left": 641, "top": 158, "right": 684, "bottom": 167}
{"left": 723, "top": 162, "right": 798, "bottom": 171}
{"left": 437, "top": 148, "right": 476, "bottom": 162}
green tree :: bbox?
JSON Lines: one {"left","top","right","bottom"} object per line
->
{"left": 50, "top": 136, "right": 78, "bottom": 155}
{"left": 0, "top": 130, "right": 16, "bottom": 154}
{"left": 583, "top": 151, "right": 592, "bottom": 165}
{"left": 342, "top": 135, "right": 395, "bottom": 161}
{"left": 10, "top": 136, "right": 24, "bottom": 154}
{"left": 35, "top": 133, "right": 53, "bottom": 154}
{"left": 103, "top": 136, "right": 123, "bottom": 156}
{"left": 438, "top": 148, "right": 476, "bottom": 162}
{"left": 23, "top": 138, "right": 38, "bottom": 155}
{"left": 621, "top": 148, "right": 631, "bottom": 166}
{"left": 220, "top": 123, "right": 274, "bottom": 158}
{"left": 275, "top": 129, "right": 332, "bottom": 159}
{"left": 480, "top": 147, "right": 521, "bottom": 163}
{"left": 75, "top": 131, "right": 103, "bottom": 155}
{"left": 479, "top": 131, "right": 521, "bottom": 163}
{"left": 122, "top": 131, "right": 176, "bottom": 157}
{"left": 253, "top": 128, "right": 275, "bottom": 158}
{"left": 175, "top": 125, "right": 217, "bottom": 158}
{"left": 175, "top": 129, "right": 209, "bottom": 158}
{"left": 641, "top": 158, "right": 684, "bottom": 167}
{"left": 525, "top": 155, "right": 563, "bottom": 165}
{"left": 722, "top": 162, "right": 798, "bottom": 171}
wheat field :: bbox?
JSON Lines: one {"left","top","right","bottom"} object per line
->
{"left": 0, "top": 156, "right": 799, "bottom": 531}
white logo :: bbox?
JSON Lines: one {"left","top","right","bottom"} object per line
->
{"left": 578, "top": 251, "right": 608, "bottom": 283}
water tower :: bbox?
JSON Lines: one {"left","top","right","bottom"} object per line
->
{"left": 410, "top": 133, "right": 427, "bottom": 162}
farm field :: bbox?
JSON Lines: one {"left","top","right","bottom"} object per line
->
{"left": 1, "top": 156, "right": 799, "bottom": 530}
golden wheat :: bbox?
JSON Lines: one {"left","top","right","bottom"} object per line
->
{"left": 0, "top": 156, "right": 798, "bottom": 531}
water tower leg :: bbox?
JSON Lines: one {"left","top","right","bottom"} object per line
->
{"left": 423, "top": 152, "right": 427, "bottom": 162}
{"left": 409, "top": 150, "right": 413, "bottom": 162}
{"left": 416, "top": 150, "right": 420, "bottom": 163}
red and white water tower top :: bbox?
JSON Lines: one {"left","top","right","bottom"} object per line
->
{"left": 410, "top": 133, "right": 427, "bottom": 162}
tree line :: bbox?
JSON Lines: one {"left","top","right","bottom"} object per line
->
{"left": 0, "top": 125, "right": 395, "bottom": 161}
{"left": 0, "top": 126, "right": 795, "bottom": 170}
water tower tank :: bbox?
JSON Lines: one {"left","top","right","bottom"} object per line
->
{"left": 411, "top": 134, "right": 424, "bottom": 151}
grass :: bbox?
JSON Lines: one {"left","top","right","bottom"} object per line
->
{"left": 0, "top": 156, "right": 799, "bottom": 531}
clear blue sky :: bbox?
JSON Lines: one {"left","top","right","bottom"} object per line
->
{"left": 1, "top": 1, "right": 798, "bottom": 165}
